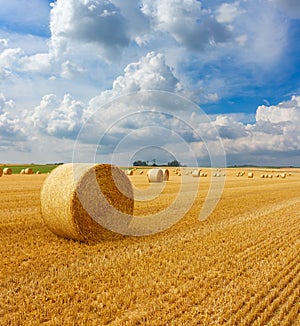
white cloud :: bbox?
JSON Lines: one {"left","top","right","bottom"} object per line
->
{"left": 0, "top": 93, "right": 26, "bottom": 141}
{"left": 141, "top": 0, "right": 232, "bottom": 50}
{"left": 49, "top": 0, "right": 131, "bottom": 60}
{"left": 256, "top": 96, "right": 300, "bottom": 123}
{"left": 29, "top": 93, "right": 86, "bottom": 139}
{"left": 89, "top": 51, "right": 182, "bottom": 110}
{"left": 216, "top": 1, "right": 245, "bottom": 24}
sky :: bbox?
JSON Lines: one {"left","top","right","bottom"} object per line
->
{"left": 0, "top": 0, "right": 300, "bottom": 166}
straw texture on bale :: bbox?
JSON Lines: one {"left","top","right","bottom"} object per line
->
{"left": 0, "top": 168, "right": 2, "bottom": 177}
{"left": 147, "top": 169, "right": 163, "bottom": 183}
{"left": 3, "top": 168, "right": 12, "bottom": 175}
{"left": 192, "top": 170, "right": 200, "bottom": 177}
{"left": 25, "top": 168, "right": 33, "bottom": 175}
{"left": 40, "top": 163, "right": 134, "bottom": 242}
{"left": 161, "top": 169, "right": 169, "bottom": 181}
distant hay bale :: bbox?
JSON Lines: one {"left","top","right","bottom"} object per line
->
{"left": 280, "top": 173, "right": 286, "bottom": 179}
{"left": 147, "top": 169, "right": 163, "bottom": 183}
{"left": 0, "top": 168, "right": 2, "bottom": 177}
{"left": 248, "top": 172, "right": 254, "bottom": 178}
{"left": 24, "top": 168, "right": 33, "bottom": 175}
{"left": 192, "top": 170, "right": 200, "bottom": 177}
{"left": 268, "top": 174, "right": 273, "bottom": 178}
{"left": 236, "top": 173, "right": 240, "bottom": 177}
{"left": 161, "top": 169, "right": 169, "bottom": 181}
{"left": 3, "top": 168, "right": 12, "bottom": 175}
{"left": 126, "top": 170, "right": 133, "bottom": 176}
{"left": 36, "top": 171, "right": 41, "bottom": 174}
{"left": 177, "top": 172, "right": 181, "bottom": 176}
{"left": 40, "top": 163, "right": 134, "bottom": 242}
{"left": 139, "top": 170, "right": 143, "bottom": 175}
{"left": 260, "top": 174, "right": 265, "bottom": 178}
{"left": 20, "top": 169, "right": 25, "bottom": 174}
{"left": 275, "top": 174, "right": 279, "bottom": 178}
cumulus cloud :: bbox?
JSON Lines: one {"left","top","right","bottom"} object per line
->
{"left": 89, "top": 51, "right": 182, "bottom": 109}
{"left": 49, "top": 0, "right": 131, "bottom": 60}
{"left": 29, "top": 93, "right": 86, "bottom": 139}
{"left": 216, "top": 1, "right": 245, "bottom": 24}
{"left": 141, "top": 0, "right": 232, "bottom": 50}
{"left": 0, "top": 94, "right": 26, "bottom": 141}
{"left": 200, "top": 95, "right": 300, "bottom": 164}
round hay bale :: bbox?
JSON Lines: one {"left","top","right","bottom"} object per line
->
{"left": 126, "top": 169, "right": 133, "bottom": 176}
{"left": 25, "top": 168, "right": 33, "bottom": 175}
{"left": 192, "top": 170, "right": 200, "bottom": 177}
{"left": 3, "top": 168, "right": 12, "bottom": 175}
{"left": 36, "top": 171, "right": 41, "bottom": 174}
{"left": 40, "top": 163, "right": 134, "bottom": 242}
{"left": 260, "top": 174, "right": 265, "bottom": 178}
{"left": 280, "top": 173, "right": 286, "bottom": 179}
{"left": 139, "top": 170, "right": 143, "bottom": 175}
{"left": 147, "top": 169, "right": 163, "bottom": 183}
{"left": 275, "top": 173, "right": 279, "bottom": 178}
{"left": 236, "top": 173, "right": 240, "bottom": 177}
{"left": 0, "top": 168, "right": 2, "bottom": 177}
{"left": 20, "top": 169, "right": 25, "bottom": 174}
{"left": 161, "top": 169, "right": 169, "bottom": 181}
{"left": 177, "top": 172, "right": 181, "bottom": 176}
{"left": 268, "top": 174, "right": 273, "bottom": 178}
{"left": 247, "top": 172, "right": 254, "bottom": 178}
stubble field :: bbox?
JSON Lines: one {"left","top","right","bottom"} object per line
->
{"left": 0, "top": 168, "right": 299, "bottom": 325}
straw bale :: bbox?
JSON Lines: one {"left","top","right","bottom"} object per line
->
{"left": 192, "top": 170, "right": 200, "bottom": 177}
{"left": 3, "top": 168, "right": 12, "bottom": 175}
{"left": 0, "top": 168, "right": 2, "bottom": 177}
{"left": 25, "top": 168, "right": 33, "bottom": 174}
{"left": 36, "top": 171, "right": 41, "bottom": 174}
{"left": 161, "top": 169, "right": 169, "bottom": 181}
{"left": 127, "top": 169, "right": 133, "bottom": 175}
{"left": 20, "top": 169, "right": 25, "bottom": 174}
{"left": 248, "top": 172, "right": 254, "bottom": 178}
{"left": 40, "top": 163, "right": 134, "bottom": 242}
{"left": 147, "top": 169, "right": 163, "bottom": 183}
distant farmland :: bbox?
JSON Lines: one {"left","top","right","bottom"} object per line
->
{"left": 0, "top": 164, "right": 60, "bottom": 174}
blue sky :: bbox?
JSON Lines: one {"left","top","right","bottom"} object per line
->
{"left": 0, "top": 0, "right": 300, "bottom": 166}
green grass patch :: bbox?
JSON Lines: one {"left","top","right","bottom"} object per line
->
{"left": 0, "top": 164, "right": 61, "bottom": 174}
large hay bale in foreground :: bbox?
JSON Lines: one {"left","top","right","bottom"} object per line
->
{"left": 40, "top": 163, "right": 134, "bottom": 242}
{"left": 147, "top": 169, "right": 163, "bottom": 183}
{"left": 3, "top": 168, "right": 12, "bottom": 175}
{"left": 161, "top": 169, "right": 169, "bottom": 181}
{"left": 25, "top": 168, "right": 33, "bottom": 174}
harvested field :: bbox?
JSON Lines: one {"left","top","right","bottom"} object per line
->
{"left": 0, "top": 168, "right": 299, "bottom": 325}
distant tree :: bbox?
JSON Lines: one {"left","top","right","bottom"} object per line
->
{"left": 167, "top": 160, "right": 180, "bottom": 167}
{"left": 133, "top": 160, "right": 148, "bottom": 166}
{"left": 151, "top": 158, "right": 157, "bottom": 166}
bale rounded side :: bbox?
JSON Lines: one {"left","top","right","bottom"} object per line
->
{"left": 25, "top": 168, "right": 33, "bottom": 174}
{"left": 40, "top": 163, "right": 134, "bottom": 242}
{"left": 3, "top": 168, "right": 12, "bottom": 175}
{"left": 192, "top": 170, "right": 200, "bottom": 177}
{"left": 147, "top": 169, "right": 163, "bottom": 183}
{"left": 161, "top": 169, "right": 169, "bottom": 181}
